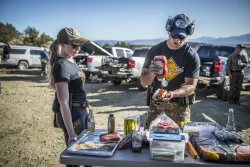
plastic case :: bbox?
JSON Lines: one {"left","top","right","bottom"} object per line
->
{"left": 191, "top": 134, "right": 250, "bottom": 162}
{"left": 149, "top": 133, "right": 186, "bottom": 162}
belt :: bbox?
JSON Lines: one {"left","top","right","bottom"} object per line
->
{"left": 231, "top": 70, "right": 241, "bottom": 72}
{"left": 72, "top": 102, "right": 87, "bottom": 108}
{"left": 170, "top": 98, "right": 180, "bottom": 103}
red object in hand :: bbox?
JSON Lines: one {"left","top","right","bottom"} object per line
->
{"left": 153, "top": 56, "right": 168, "bottom": 79}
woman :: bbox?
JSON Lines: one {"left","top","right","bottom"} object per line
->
{"left": 49, "top": 28, "right": 90, "bottom": 167}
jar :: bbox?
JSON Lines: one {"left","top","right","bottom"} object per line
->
{"left": 108, "top": 113, "right": 115, "bottom": 133}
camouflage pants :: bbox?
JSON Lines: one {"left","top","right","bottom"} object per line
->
{"left": 144, "top": 101, "right": 190, "bottom": 129}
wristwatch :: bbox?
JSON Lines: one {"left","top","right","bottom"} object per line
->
{"left": 70, "top": 136, "right": 78, "bottom": 143}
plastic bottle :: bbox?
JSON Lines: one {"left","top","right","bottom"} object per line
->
{"left": 153, "top": 56, "right": 168, "bottom": 79}
{"left": 226, "top": 108, "right": 236, "bottom": 132}
{"left": 87, "top": 109, "right": 95, "bottom": 132}
{"left": 108, "top": 113, "right": 115, "bottom": 133}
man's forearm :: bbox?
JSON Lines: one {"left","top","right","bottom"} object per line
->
{"left": 140, "top": 69, "right": 155, "bottom": 86}
{"left": 171, "top": 85, "right": 196, "bottom": 98}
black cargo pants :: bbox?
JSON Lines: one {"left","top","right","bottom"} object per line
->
{"left": 229, "top": 72, "right": 244, "bottom": 102}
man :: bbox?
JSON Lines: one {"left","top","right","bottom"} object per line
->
{"left": 227, "top": 44, "right": 249, "bottom": 105}
{"left": 40, "top": 48, "right": 49, "bottom": 76}
{"left": 140, "top": 14, "right": 200, "bottom": 129}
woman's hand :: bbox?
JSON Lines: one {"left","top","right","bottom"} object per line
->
{"left": 68, "top": 134, "right": 78, "bottom": 145}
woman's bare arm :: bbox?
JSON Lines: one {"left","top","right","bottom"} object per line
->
{"left": 55, "top": 82, "right": 76, "bottom": 138}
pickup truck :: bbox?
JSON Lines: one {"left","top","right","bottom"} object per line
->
{"left": 73, "top": 42, "right": 130, "bottom": 79}
{"left": 87, "top": 46, "right": 134, "bottom": 77}
{"left": 98, "top": 47, "right": 150, "bottom": 91}
{"left": 197, "top": 45, "right": 250, "bottom": 101}
{"left": 73, "top": 50, "right": 90, "bottom": 78}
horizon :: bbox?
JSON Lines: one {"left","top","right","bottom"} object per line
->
{"left": 93, "top": 33, "right": 250, "bottom": 41}
{"left": 1, "top": 0, "right": 250, "bottom": 41}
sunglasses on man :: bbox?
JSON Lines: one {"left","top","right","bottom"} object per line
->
{"left": 171, "top": 35, "right": 186, "bottom": 40}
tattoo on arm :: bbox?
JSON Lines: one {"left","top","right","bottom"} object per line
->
{"left": 173, "top": 85, "right": 195, "bottom": 98}
{"left": 171, "top": 78, "right": 197, "bottom": 98}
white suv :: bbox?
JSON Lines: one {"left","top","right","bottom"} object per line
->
{"left": 2, "top": 44, "right": 44, "bottom": 70}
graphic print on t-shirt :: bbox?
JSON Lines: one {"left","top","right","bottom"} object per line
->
{"left": 78, "top": 71, "right": 85, "bottom": 80}
{"left": 165, "top": 57, "right": 184, "bottom": 81}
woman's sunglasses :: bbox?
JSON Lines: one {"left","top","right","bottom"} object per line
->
{"left": 66, "top": 43, "right": 81, "bottom": 49}
{"left": 171, "top": 35, "right": 186, "bottom": 40}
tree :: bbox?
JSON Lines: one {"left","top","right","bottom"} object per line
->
{"left": 9, "top": 34, "right": 25, "bottom": 45}
{"left": 103, "top": 43, "right": 112, "bottom": 48}
{"left": 23, "top": 27, "right": 53, "bottom": 47}
{"left": 114, "top": 41, "right": 133, "bottom": 49}
{"left": 23, "top": 26, "right": 40, "bottom": 46}
{"left": 0, "top": 22, "right": 20, "bottom": 43}
{"left": 38, "top": 32, "right": 54, "bottom": 48}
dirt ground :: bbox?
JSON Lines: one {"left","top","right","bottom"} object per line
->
{"left": 0, "top": 65, "right": 250, "bottom": 167}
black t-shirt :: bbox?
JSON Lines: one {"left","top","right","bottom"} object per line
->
{"left": 53, "top": 57, "right": 86, "bottom": 103}
{"left": 143, "top": 41, "right": 200, "bottom": 92}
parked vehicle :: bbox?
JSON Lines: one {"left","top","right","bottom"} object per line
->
{"left": 99, "top": 47, "right": 150, "bottom": 91}
{"left": 87, "top": 45, "right": 133, "bottom": 77}
{"left": 1, "top": 43, "right": 44, "bottom": 70}
{"left": 197, "top": 45, "right": 250, "bottom": 101}
{"left": 73, "top": 50, "right": 90, "bottom": 78}
{"left": 104, "top": 47, "right": 134, "bottom": 58}
{"left": 73, "top": 42, "right": 123, "bottom": 79}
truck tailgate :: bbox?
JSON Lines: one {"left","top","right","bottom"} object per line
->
{"left": 99, "top": 57, "right": 130, "bottom": 74}
{"left": 199, "top": 57, "right": 214, "bottom": 77}
{"left": 74, "top": 55, "right": 88, "bottom": 65}
{"left": 130, "top": 57, "right": 145, "bottom": 76}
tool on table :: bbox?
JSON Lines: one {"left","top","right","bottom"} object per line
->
{"left": 186, "top": 140, "right": 200, "bottom": 161}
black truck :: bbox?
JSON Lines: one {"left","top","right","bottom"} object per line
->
{"left": 197, "top": 45, "right": 250, "bottom": 100}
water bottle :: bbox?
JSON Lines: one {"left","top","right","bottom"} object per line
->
{"left": 226, "top": 108, "right": 236, "bottom": 132}
{"left": 87, "top": 109, "right": 95, "bottom": 132}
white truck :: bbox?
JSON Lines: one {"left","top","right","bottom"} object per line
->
{"left": 87, "top": 45, "right": 134, "bottom": 77}
{"left": 98, "top": 47, "right": 150, "bottom": 91}
{"left": 74, "top": 42, "right": 121, "bottom": 79}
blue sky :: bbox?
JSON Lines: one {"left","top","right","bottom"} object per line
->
{"left": 0, "top": 0, "right": 250, "bottom": 41}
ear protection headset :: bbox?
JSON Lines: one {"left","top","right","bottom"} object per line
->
{"left": 165, "top": 14, "right": 195, "bottom": 36}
